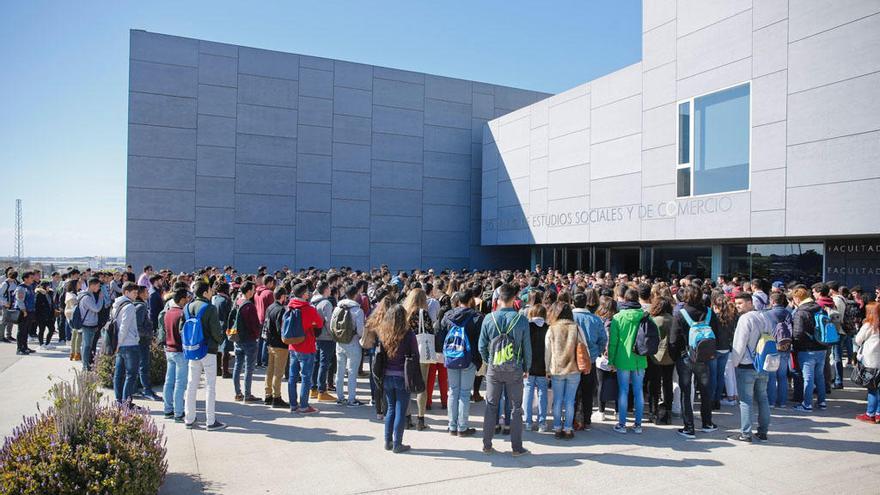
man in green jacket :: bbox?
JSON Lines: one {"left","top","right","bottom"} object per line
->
{"left": 183, "top": 281, "right": 226, "bottom": 431}
{"left": 608, "top": 288, "right": 648, "bottom": 434}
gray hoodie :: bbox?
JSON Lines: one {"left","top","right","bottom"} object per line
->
{"left": 334, "top": 298, "right": 365, "bottom": 342}
{"left": 311, "top": 294, "right": 334, "bottom": 342}
{"left": 730, "top": 310, "right": 772, "bottom": 367}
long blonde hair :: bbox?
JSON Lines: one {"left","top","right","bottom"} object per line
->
{"left": 379, "top": 304, "right": 409, "bottom": 358}
{"left": 366, "top": 295, "right": 395, "bottom": 332}
{"left": 403, "top": 288, "right": 428, "bottom": 321}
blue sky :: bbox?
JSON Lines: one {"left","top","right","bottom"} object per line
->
{"left": 0, "top": 0, "right": 642, "bottom": 257}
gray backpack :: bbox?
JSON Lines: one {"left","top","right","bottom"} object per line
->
{"left": 330, "top": 305, "right": 356, "bottom": 344}
{"left": 488, "top": 312, "right": 522, "bottom": 373}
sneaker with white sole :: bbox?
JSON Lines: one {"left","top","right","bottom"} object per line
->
{"left": 701, "top": 424, "right": 718, "bottom": 433}
{"left": 632, "top": 425, "right": 643, "bottom": 434}
{"left": 613, "top": 424, "right": 627, "bottom": 434}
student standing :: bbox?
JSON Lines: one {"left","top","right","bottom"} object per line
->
{"left": 378, "top": 304, "right": 419, "bottom": 453}
{"left": 436, "top": 291, "right": 482, "bottom": 437}
{"left": 545, "top": 302, "right": 583, "bottom": 439}
{"left": 608, "top": 289, "right": 648, "bottom": 434}
{"left": 728, "top": 293, "right": 771, "bottom": 442}
{"left": 184, "top": 281, "right": 226, "bottom": 430}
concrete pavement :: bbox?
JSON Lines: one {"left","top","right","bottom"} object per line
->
{"left": 1, "top": 341, "right": 879, "bottom": 494}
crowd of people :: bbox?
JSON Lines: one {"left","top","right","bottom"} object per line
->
{"left": 1, "top": 264, "right": 878, "bottom": 454}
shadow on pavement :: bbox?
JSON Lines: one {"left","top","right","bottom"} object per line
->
{"left": 160, "top": 472, "right": 224, "bottom": 495}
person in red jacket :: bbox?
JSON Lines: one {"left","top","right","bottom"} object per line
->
{"left": 288, "top": 283, "right": 324, "bottom": 414}
{"left": 234, "top": 281, "right": 262, "bottom": 403}
{"left": 254, "top": 276, "right": 276, "bottom": 367}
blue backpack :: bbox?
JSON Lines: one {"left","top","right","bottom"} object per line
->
{"left": 443, "top": 323, "right": 471, "bottom": 369}
{"left": 812, "top": 310, "right": 840, "bottom": 346}
{"left": 281, "top": 307, "right": 306, "bottom": 345}
{"left": 680, "top": 307, "right": 716, "bottom": 362}
{"left": 182, "top": 303, "right": 210, "bottom": 361}
{"left": 69, "top": 293, "right": 91, "bottom": 330}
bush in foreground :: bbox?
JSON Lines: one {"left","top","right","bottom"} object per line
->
{"left": 0, "top": 371, "right": 167, "bottom": 495}
{"left": 96, "top": 340, "right": 167, "bottom": 389}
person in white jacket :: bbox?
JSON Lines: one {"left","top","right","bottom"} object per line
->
{"left": 728, "top": 293, "right": 771, "bottom": 443}
{"left": 332, "top": 284, "right": 366, "bottom": 406}
{"left": 112, "top": 283, "right": 141, "bottom": 407}
{"left": 854, "top": 303, "right": 880, "bottom": 423}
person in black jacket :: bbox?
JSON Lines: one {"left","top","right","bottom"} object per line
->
{"left": 34, "top": 281, "right": 56, "bottom": 349}
{"left": 263, "top": 286, "right": 290, "bottom": 408}
{"left": 790, "top": 286, "right": 828, "bottom": 412}
{"left": 668, "top": 285, "right": 718, "bottom": 439}
{"left": 524, "top": 303, "right": 549, "bottom": 432}
{"left": 436, "top": 291, "right": 483, "bottom": 437}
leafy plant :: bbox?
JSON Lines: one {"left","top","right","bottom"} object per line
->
{"left": 96, "top": 340, "right": 167, "bottom": 389}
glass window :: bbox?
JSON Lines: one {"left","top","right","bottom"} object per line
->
{"left": 678, "top": 102, "right": 690, "bottom": 165}
{"left": 651, "top": 246, "right": 712, "bottom": 279}
{"left": 724, "top": 243, "right": 823, "bottom": 286}
{"left": 693, "top": 83, "right": 750, "bottom": 195}
{"left": 677, "top": 168, "right": 691, "bottom": 197}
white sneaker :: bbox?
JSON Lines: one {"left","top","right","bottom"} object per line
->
{"left": 632, "top": 426, "right": 643, "bottom": 434}
{"left": 721, "top": 399, "right": 737, "bottom": 407}
{"left": 613, "top": 424, "right": 628, "bottom": 434}
{"left": 44, "top": 344, "right": 55, "bottom": 350}
{"left": 38, "top": 345, "right": 48, "bottom": 351}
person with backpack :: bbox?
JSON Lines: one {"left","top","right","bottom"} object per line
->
{"left": 854, "top": 302, "right": 880, "bottom": 423}
{"left": 478, "top": 283, "right": 531, "bottom": 457}
{"left": 791, "top": 286, "right": 830, "bottom": 412}
{"left": 158, "top": 288, "right": 190, "bottom": 422}
{"left": 133, "top": 286, "right": 161, "bottom": 401}
{"left": 669, "top": 285, "right": 718, "bottom": 439}
{"left": 828, "top": 282, "right": 851, "bottom": 390}
{"left": 607, "top": 289, "right": 649, "bottom": 434}
{"left": 766, "top": 292, "right": 793, "bottom": 408}
{"left": 403, "top": 288, "right": 434, "bottom": 430}
{"left": 524, "top": 303, "right": 549, "bottom": 432}
{"left": 709, "top": 291, "right": 738, "bottom": 409}
{"left": 287, "top": 283, "right": 325, "bottom": 414}
{"left": 263, "top": 285, "right": 290, "bottom": 408}
{"left": 111, "top": 283, "right": 141, "bottom": 407}
{"left": 436, "top": 291, "right": 482, "bottom": 437}
{"left": 332, "top": 284, "right": 366, "bottom": 406}
{"left": 647, "top": 294, "right": 676, "bottom": 425}
{"left": 545, "top": 301, "right": 584, "bottom": 439}
{"left": 34, "top": 281, "right": 56, "bottom": 350}
{"left": 310, "top": 282, "right": 337, "bottom": 402}
{"left": 76, "top": 277, "right": 103, "bottom": 369}
{"left": 63, "top": 280, "right": 80, "bottom": 360}
{"left": 571, "top": 290, "right": 607, "bottom": 430}
{"left": 751, "top": 279, "right": 770, "bottom": 311}
{"left": 211, "top": 281, "right": 233, "bottom": 378}
{"left": 0, "top": 271, "right": 18, "bottom": 343}
{"left": 183, "top": 281, "right": 226, "bottom": 430}
{"left": 728, "top": 293, "right": 772, "bottom": 443}
{"left": 13, "top": 271, "right": 37, "bottom": 355}
{"left": 232, "top": 281, "right": 261, "bottom": 403}
{"left": 425, "top": 290, "right": 450, "bottom": 411}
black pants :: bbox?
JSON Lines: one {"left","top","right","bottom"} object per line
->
{"left": 675, "top": 356, "right": 712, "bottom": 431}
{"left": 576, "top": 370, "right": 597, "bottom": 424}
{"left": 38, "top": 320, "right": 55, "bottom": 346}
{"left": 473, "top": 374, "right": 484, "bottom": 397}
{"left": 17, "top": 312, "right": 34, "bottom": 351}
{"left": 646, "top": 360, "right": 675, "bottom": 418}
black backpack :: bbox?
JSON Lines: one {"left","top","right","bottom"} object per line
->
{"left": 843, "top": 300, "right": 862, "bottom": 336}
{"left": 633, "top": 314, "right": 660, "bottom": 356}
{"left": 102, "top": 301, "right": 131, "bottom": 356}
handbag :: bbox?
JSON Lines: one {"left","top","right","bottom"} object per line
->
{"left": 576, "top": 341, "right": 592, "bottom": 374}
{"left": 599, "top": 369, "right": 619, "bottom": 403}
{"left": 415, "top": 310, "right": 438, "bottom": 364}
{"left": 5, "top": 309, "right": 21, "bottom": 324}
{"left": 851, "top": 352, "right": 880, "bottom": 389}
{"left": 371, "top": 344, "right": 388, "bottom": 381}
{"left": 404, "top": 352, "right": 425, "bottom": 394}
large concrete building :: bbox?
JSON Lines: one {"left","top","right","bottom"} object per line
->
{"left": 128, "top": 1, "right": 880, "bottom": 287}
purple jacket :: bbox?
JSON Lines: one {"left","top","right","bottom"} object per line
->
{"left": 383, "top": 330, "right": 419, "bottom": 377}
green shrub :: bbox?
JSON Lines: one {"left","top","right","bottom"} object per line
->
{"left": 96, "top": 340, "right": 167, "bottom": 389}
{"left": 0, "top": 371, "right": 167, "bottom": 494}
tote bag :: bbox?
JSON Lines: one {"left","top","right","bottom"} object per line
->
{"left": 415, "top": 310, "right": 438, "bottom": 364}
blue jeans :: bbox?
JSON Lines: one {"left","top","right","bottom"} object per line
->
{"left": 288, "top": 351, "right": 316, "bottom": 409}
{"left": 114, "top": 345, "right": 141, "bottom": 403}
{"left": 336, "top": 341, "right": 362, "bottom": 403}
{"left": 383, "top": 375, "right": 410, "bottom": 447}
{"left": 447, "top": 364, "right": 476, "bottom": 431}
{"left": 617, "top": 369, "right": 645, "bottom": 427}
{"left": 259, "top": 337, "right": 269, "bottom": 366}
{"left": 81, "top": 326, "right": 98, "bottom": 371}
{"left": 313, "top": 340, "right": 335, "bottom": 392}
{"left": 767, "top": 351, "right": 790, "bottom": 407}
{"left": 708, "top": 350, "right": 730, "bottom": 401}
{"left": 867, "top": 388, "right": 880, "bottom": 416}
{"left": 233, "top": 341, "right": 258, "bottom": 397}
{"left": 137, "top": 341, "right": 153, "bottom": 393}
{"left": 798, "top": 350, "right": 827, "bottom": 408}
{"left": 163, "top": 351, "right": 187, "bottom": 416}
{"left": 735, "top": 367, "right": 770, "bottom": 437}
{"left": 524, "top": 375, "right": 548, "bottom": 427}
{"left": 551, "top": 372, "right": 581, "bottom": 431}
{"left": 832, "top": 336, "right": 853, "bottom": 386}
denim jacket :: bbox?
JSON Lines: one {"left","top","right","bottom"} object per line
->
{"left": 572, "top": 308, "right": 608, "bottom": 361}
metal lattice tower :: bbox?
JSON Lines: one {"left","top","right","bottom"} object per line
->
{"left": 14, "top": 199, "right": 22, "bottom": 265}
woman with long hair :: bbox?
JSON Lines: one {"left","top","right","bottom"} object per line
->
{"left": 595, "top": 295, "right": 618, "bottom": 421}
{"left": 403, "top": 288, "right": 434, "bottom": 430}
{"left": 710, "top": 290, "right": 738, "bottom": 408}
{"left": 545, "top": 301, "right": 583, "bottom": 439}
{"left": 378, "top": 304, "right": 419, "bottom": 453}
{"left": 647, "top": 295, "right": 676, "bottom": 424}
{"left": 854, "top": 302, "right": 880, "bottom": 423}
{"left": 365, "top": 295, "right": 396, "bottom": 418}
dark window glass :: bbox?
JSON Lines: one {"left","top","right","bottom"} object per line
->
{"left": 677, "top": 168, "right": 691, "bottom": 197}
{"left": 678, "top": 102, "right": 690, "bottom": 164}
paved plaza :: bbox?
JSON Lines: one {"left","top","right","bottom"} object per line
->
{"left": 2, "top": 343, "right": 878, "bottom": 495}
